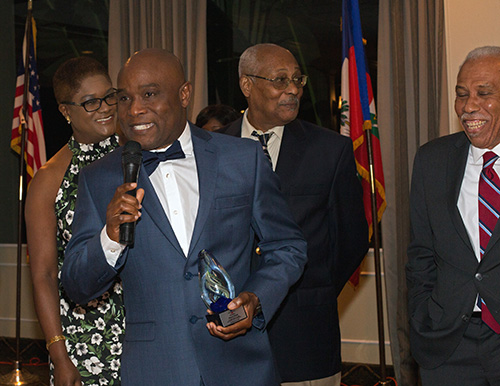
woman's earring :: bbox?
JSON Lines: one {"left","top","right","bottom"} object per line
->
{"left": 66, "top": 116, "right": 71, "bottom": 124}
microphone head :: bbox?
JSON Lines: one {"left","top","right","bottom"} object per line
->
{"left": 122, "top": 140, "right": 142, "bottom": 165}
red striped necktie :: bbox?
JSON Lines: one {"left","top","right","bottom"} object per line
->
{"left": 478, "top": 151, "right": 500, "bottom": 333}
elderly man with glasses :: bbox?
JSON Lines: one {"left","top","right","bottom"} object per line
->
{"left": 218, "top": 43, "right": 368, "bottom": 386}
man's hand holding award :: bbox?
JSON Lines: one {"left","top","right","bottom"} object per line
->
{"left": 198, "top": 249, "right": 248, "bottom": 327}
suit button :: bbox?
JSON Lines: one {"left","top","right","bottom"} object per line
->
{"left": 462, "top": 314, "right": 470, "bottom": 322}
{"left": 475, "top": 273, "right": 483, "bottom": 281}
{"left": 189, "top": 315, "right": 199, "bottom": 324}
{"left": 184, "top": 272, "right": 193, "bottom": 280}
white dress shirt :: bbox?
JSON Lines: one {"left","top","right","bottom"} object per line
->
{"left": 241, "top": 109, "right": 284, "bottom": 171}
{"left": 102, "top": 122, "right": 199, "bottom": 264}
{"left": 458, "top": 143, "right": 500, "bottom": 311}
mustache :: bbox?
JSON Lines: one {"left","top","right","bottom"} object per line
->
{"left": 278, "top": 97, "right": 300, "bottom": 106}
{"left": 460, "top": 113, "right": 485, "bottom": 121}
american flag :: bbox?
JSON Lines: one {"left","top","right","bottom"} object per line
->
{"left": 11, "top": 16, "right": 46, "bottom": 186}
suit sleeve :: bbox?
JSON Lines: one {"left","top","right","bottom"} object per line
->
{"left": 243, "top": 143, "right": 308, "bottom": 327}
{"left": 330, "top": 138, "right": 369, "bottom": 295}
{"left": 61, "top": 169, "right": 122, "bottom": 304}
{"left": 406, "top": 148, "right": 437, "bottom": 317}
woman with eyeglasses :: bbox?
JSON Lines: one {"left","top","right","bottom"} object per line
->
{"left": 25, "top": 57, "right": 124, "bottom": 386}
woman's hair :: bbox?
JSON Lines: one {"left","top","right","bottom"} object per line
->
{"left": 195, "top": 104, "right": 241, "bottom": 128}
{"left": 53, "top": 57, "right": 110, "bottom": 103}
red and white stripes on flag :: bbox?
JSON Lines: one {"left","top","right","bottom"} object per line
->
{"left": 11, "top": 16, "right": 46, "bottom": 186}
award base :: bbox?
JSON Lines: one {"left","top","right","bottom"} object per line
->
{"left": 206, "top": 307, "right": 247, "bottom": 327}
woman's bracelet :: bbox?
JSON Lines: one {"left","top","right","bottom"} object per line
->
{"left": 46, "top": 335, "right": 66, "bottom": 350}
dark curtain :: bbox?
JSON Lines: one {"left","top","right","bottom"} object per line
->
{"left": 378, "top": 0, "right": 447, "bottom": 384}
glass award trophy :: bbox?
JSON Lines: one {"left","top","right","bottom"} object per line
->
{"left": 198, "top": 249, "right": 247, "bottom": 327}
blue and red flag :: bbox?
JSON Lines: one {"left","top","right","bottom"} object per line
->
{"left": 340, "top": 0, "right": 386, "bottom": 287}
{"left": 11, "top": 15, "right": 46, "bottom": 186}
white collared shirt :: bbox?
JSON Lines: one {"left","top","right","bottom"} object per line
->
{"left": 102, "top": 122, "right": 199, "bottom": 263}
{"left": 458, "top": 142, "right": 500, "bottom": 311}
{"left": 149, "top": 123, "right": 199, "bottom": 256}
{"left": 241, "top": 109, "right": 284, "bottom": 171}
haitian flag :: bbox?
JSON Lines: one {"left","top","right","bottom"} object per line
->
{"left": 340, "top": 0, "right": 386, "bottom": 287}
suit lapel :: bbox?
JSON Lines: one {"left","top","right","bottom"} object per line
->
{"left": 138, "top": 166, "right": 185, "bottom": 256}
{"left": 485, "top": 224, "right": 500, "bottom": 263}
{"left": 275, "top": 120, "right": 308, "bottom": 180}
{"left": 447, "top": 133, "right": 474, "bottom": 255}
{"left": 187, "top": 125, "right": 218, "bottom": 258}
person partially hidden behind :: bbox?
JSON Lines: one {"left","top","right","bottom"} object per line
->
{"left": 218, "top": 43, "right": 368, "bottom": 386}
{"left": 407, "top": 46, "right": 500, "bottom": 385}
{"left": 195, "top": 104, "right": 241, "bottom": 131}
{"left": 61, "top": 48, "right": 307, "bottom": 386}
{"left": 25, "top": 57, "right": 124, "bottom": 385}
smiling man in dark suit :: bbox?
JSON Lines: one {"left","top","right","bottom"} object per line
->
{"left": 407, "top": 46, "right": 500, "bottom": 385}
{"left": 61, "top": 48, "right": 308, "bottom": 386}
{"left": 218, "top": 43, "right": 368, "bottom": 386}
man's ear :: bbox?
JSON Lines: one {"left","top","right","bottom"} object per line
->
{"left": 240, "top": 76, "right": 253, "bottom": 98}
{"left": 179, "top": 81, "right": 192, "bottom": 108}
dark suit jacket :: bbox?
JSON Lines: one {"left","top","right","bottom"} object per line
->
{"left": 407, "top": 132, "right": 500, "bottom": 369}
{"left": 219, "top": 118, "right": 368, "bottom": 382}
{"left": 62, "top": 124, "right": 308, "bottom": 386}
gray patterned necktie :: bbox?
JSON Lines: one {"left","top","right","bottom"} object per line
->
{"left": 251, "top": 130, "right": 273, "bottom": 164}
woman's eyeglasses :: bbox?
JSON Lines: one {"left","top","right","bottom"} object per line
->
{"left": 61, "top": 91, "right": 118, "bottom": 112}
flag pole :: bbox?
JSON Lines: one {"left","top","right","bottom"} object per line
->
{"left": 341, "top": 0, "right": 391, "bottom": 382}
{"left": 363, "top": 120, "right": 390, "bottom": 385}
{"left": 0, "top": 0, "right": 38, "bottom": 384}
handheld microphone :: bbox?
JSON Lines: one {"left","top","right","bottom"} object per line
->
{"left": 119, "top": 140, "right": 143, "bottom": 245}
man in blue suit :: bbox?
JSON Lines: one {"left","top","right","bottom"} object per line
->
{"left": 62, "top": 48, "right": 307, "bottom": 386}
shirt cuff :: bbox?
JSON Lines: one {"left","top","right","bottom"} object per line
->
{"left": 100, "top": 227, "right": 126, "bottom": 267}
{"left": 252, "top": 313, "right": 266, "bottom": 330}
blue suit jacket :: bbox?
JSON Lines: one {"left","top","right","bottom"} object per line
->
{"left": 219, "top": 118, "right": 368, "bottom": 381}
{"left": 62, "top": 124, "right": 307, "bottom": 386}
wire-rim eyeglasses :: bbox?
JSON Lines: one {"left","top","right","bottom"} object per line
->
{"left": 245, "top": 74, "right": 308, "bottom": 90}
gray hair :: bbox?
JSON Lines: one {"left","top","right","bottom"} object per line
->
{"left": 461, "top": 46, "right": 500, "bottom": 68}
{"left": 238, "top": 43, "right": 283, "bottom": 78}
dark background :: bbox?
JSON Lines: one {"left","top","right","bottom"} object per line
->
{"left": 2, "top": 0, "right": 378, "bottom": 243}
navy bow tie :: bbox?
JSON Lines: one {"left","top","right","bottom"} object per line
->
{"left": 142, "top": 140, "right": 185, "bottom": 175}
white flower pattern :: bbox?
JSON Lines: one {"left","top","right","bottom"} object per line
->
{"left": 83, "top": 356, "right": 104, "bottom": 375}
{"left": 91, "top": 333, "right": 103, "bottom": 345}
{"left": 65, "top": 210, "right": 74, "bottom": 225}
{"left": 75, "top": 343, "right": 88, "bottom": 356}
{"left": 110, "top": 343, "right": 122, "bottom": 356}
{"left": 110, "top": 359, "right": 120, "bottom": 371}
{"left": 98, "top": 302, "right": 111, "bottom": 314}
{"left": 53, "top": 135, "right": 124, "bottom": 386}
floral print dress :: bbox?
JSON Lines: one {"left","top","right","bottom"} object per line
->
{"left": 54, "top": 135, "right": 124, "bottom": 386}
